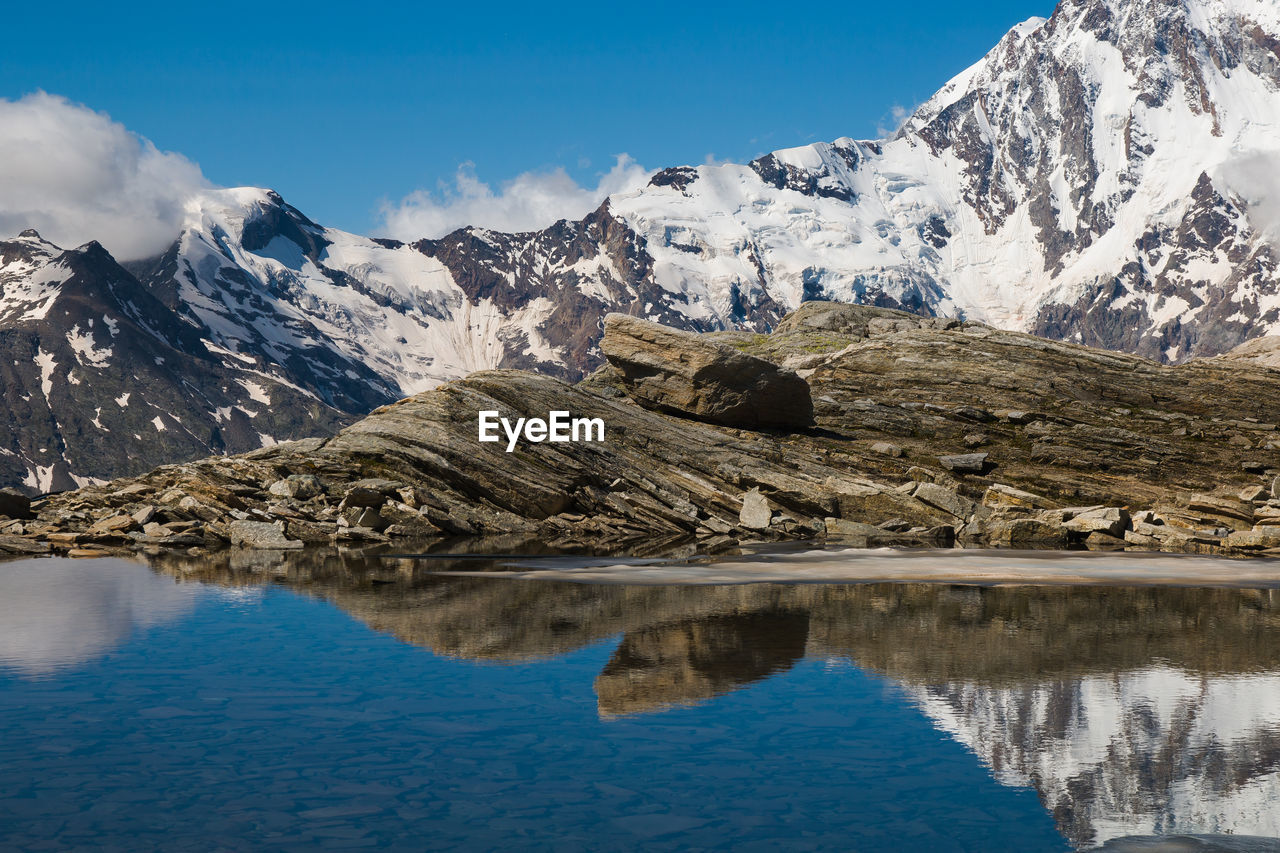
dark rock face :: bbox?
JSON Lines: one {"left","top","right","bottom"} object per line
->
{"left": 748, "top": 141, "right": 861, "bottom": 201}
{"left": 601, "top": 314, "right": 814, "bottom": 430}
{"left": 0, "top": 231, "right": 354, "bottom": 493}
{"left": 0, "top": 488, "right": 32, "bottom": 519}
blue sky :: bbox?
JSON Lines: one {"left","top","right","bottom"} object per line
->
{"left": 0, "top": 0, "right": 1053, "bottom": 238}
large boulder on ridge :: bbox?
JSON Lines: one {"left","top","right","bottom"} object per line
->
{"left": 601, "top": 314, "right": 813, "bottom": 430}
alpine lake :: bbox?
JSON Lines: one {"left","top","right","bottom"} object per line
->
{"left": 4, "top": 541, "right": 1280, "bottom": 853}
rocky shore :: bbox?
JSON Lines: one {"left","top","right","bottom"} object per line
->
{"left": 7, "top": 303, "right": 1280, "bottom": 559}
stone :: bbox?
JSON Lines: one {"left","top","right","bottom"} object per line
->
{"left": 88, "top": 514, "right": 136, "bottom": 535}
{"left": 1063, "top": 507, "right": 1131, "bottom": 538}
{"left": 1225, "top": 528, "right": 1280, "bottom": 550}
{"left": 1085, "top": 531, "right": 1128, "bottom": 549}
{"left": 132, "top": 505, "right": 158, "bottom": 525}
{"left": 952, "top": 406, "right": 996, "bottom": 423}
{"left": 152, "top": 533, "right": 206, "bottom": 548}
{"left": 340, "top": 487, "right": 387, "bottom": 510}
{"left": 963, "top": 433, "right": 989, "bottom": 448}
{"left": 346, "top": 507, "right": 388, "bottom": 532}
{"left": 228, "top": 520, "right": 303, "bottom": 550}
{"left": 1240, "top": 485, "right": 1268, "bottom": 502}
{"left": 739, "top": 488, "right": 773, "bottom": 529}
{"left": 283, "top": 519, "right": 338, "bottom": 543}
{"left": 920, "top": 525, "right": 956, "bottom": 546}
{"left": 267, "top": 475, "right": 323, "bottom": 500}
{"left": 911, "top": 483, "right": 975, "bottom": 520}
{"left": 987, "top": 518, "right": 1068, "bottom": 547}
{"left": 939, "top": 453, "right": 988, "bottom": 474}
{"left": 1186, "top": 494, "right": 1254, "bottom": 524}
{"left": 602, "top": 313, "right": 813, "bottom": 430}
{"left": 0, "top": 535, "right": 49, "bottom": 554}
{"left": 870, "top": 442, "right": 904, "bottom": 458}
{"left": 867, "top": 317, "right": 919, "bottom": 336}
{"left": 983, "top": 484, "right": 1053, "bottom": 510}
{"left": 823, "top": 518, "right": 885, "bottom": 540}
{"left": 0, "top": 488, "right": 33, "bottom": 520}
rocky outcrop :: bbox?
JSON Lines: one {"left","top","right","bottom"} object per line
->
{"left": 10, "top": 303, "right": 1280, "bottom": 558}
{"left": 601, "top": 313, "right": 813, "bottom": 430}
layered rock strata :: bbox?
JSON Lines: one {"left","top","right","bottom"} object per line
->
{"left": 7, "top": 303, "right": 1280, "bottom": 558}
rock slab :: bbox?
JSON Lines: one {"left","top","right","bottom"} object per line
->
{"left": 229, "top": 520, "right": 303, "bottom": 550}
{"left": 602, "top": 313, "right": 813, "bottom": 430}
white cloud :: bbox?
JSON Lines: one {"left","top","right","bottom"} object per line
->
{"left": 378, "top": 155, "right": 654, "bottom": 240}
{"left": 0, "top": 92, "right": 211, "bottom": 260}
{"left": 877, "top": 104, "right": 912, "bottom": 139}
{"left": 1217, "top": 152, "right": 1280, "bottom": 250}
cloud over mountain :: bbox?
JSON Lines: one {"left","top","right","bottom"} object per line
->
{"left": 378, "top": 154, "right": 652, "bottom": 239}
{"left": 0, "top": 93, "right": 210, "bottom": 260}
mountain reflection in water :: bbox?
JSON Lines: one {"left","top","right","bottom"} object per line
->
{"left": 7, "top": 548, "right": 1280, "bottom": 850}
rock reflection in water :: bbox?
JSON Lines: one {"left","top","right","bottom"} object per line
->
{"left": 596, "top": 608, "right": 810, "bottom": 716}
{"left": 143, "top": 547, "right": 1280, "bottom": 849}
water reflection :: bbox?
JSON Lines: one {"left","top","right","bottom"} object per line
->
{"left": 0, "top": 557, "right": 201, "bottom": 675}
{"left": 144, "top": 549, "right": 1280, "bottom": 849}
{"left": 7, "top": 547, "right": 1280, "bottom": 849}
{"left": 596, "top": 608, "right": 810, "bottom": 716}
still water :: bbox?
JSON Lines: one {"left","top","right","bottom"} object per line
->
{"left": 2, "top": 549, "right": 1280, "bottom": 852}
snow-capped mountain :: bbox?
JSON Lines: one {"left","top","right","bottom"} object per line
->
{"left": 606, "top": 0, "right": 1280, "bottom": 360}
{"left": 0, "top": 229, "right": 353, "bottom": 492}
{"left": 4, "top": 0, "right": 1280, "bottom": 489}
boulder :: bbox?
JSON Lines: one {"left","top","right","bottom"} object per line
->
{"left": 602, "top": 314, "right": 813, "bottom": 430}
{"left": 88, "top": 515, "right": 136, "bottom": 535}
{"left": 1239, "top": 485, "right": 1268, "bottom": 502}
{"left": 1224, "top": 528, "right": 1280, "bottom": 550}
{"left": 987, "top": 518, "right": 1068, "bottom": 548}
{"left": 0, "top": 535, "right": 48, "bottom": 554}
{"left": 345, "top": 507, "right": 389, "bottom": 532}
{"left": 267, "top": 475, "right": 324, "bottom": 500}
{"left": 1186, "top": 494, "right": 1254, "bottom": 524}
{"left": 771, "top": 301, "right": 913, "bottom": 336}
{"left": 0, "top": 488, "right": 33, "bottom": 520}
{"left": 1063, "top": 507, "right": 1131, "bottom": 538}
{"left": 939, "top": 453, "right": 989, "bottom": 474}
{"left": 228, "top": 520, "right": 303, "bottom": 550}
{"left": 870, "top": 442, "right": 904, "bottom": 458}
{"left": 739, "top": 488, "right": 773, "bottom": 529}
{"left": 911, "top": 482, "right": 975, "bottom": 521}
